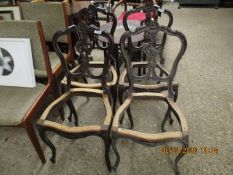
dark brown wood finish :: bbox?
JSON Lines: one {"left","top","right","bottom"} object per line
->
{"left": 101, "top": 1, "right": 174, "bottom": 115}
{"left": 37, "top": 22, "right": 117, "bottom": 171}
{"left": 99, "top": 0, "right": 173, "bottom": 80}
{"left": 37, "top": 88, "right": 113, "bottom": 170}
{"left": 110, "top": 24, "right": 189, "bottom": 175}
{"left": 69, "top": 4, "right": 118, "bottom": 113}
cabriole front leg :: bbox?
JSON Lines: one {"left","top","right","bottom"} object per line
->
{"left": 174, "top": 137, "right": 189, "bottom": 175}
{"left": 111, "top": 135, "right": 120, "bottom": 171}
{"left": 101, "top": 132, "right": 112, "bottom": 171}
{"left": 37, "top": 125, "right": 56, "bottom": 163}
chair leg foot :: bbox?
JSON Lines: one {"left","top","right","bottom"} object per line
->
{"left": 50, "top": 157, "right": 56, "bottom": 163}
{"left": 37, "top": 125, "right": 56, "bottom": 163}
{"left": 169, "top": 116, "right": 174, "bottom": 125}
{"left": 82, "top": 77, "right": 88, "bottom": 84}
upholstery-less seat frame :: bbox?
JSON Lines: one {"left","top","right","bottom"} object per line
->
{"left": 117, "top": 2, "right": 175, "bottom": 124}
{"left": 112, "top": 92, "right": 188, "bottom": 174}
{"left": 37, "top": 23, "right": 116, "bottom": 171}
{"left": 110, "top": 25, "right": 189, "bottom": 175}
{"left": 37, "top": 88, "right": 113, "bottom": 170}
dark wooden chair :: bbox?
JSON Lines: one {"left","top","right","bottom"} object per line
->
{"left": 0, "top": 20, "right": 60, "bottom": 163}
{"left": 117, "top": 20, "right": 180, "bottom": 126}
{"left": 71, "top": 4, "right": 117, "bottom": 29}
{"left": 120, "top": 0, "right": 173, "bottom": 64}
{"left": 68, "top": 4, "right": 118, "bottom": 113}
{"left": 37, "top": 22, "right": 116, "bottom": 171}
{"left": 116, "top": 1, "right": 175, "bottom": 120}
{"left": 70, "top": 3, "right": 117, "bottom": 44}
{"left": 71, "top": 0, "right": 115, "bottom": 22}
{"left": 110, "top": 24, "right": 188, "bottom": 175}
{"left": 111, "top": 0, "right": 162, "bottom": 21}
{"left": 100, "top": 0, "right": 173, "bottom": 79}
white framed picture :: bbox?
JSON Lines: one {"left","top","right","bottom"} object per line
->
{"left": 0, "top": 38, "right": 36, "bottom": 88}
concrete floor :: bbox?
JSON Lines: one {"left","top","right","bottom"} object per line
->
{"left": 1, "top": 2, "right": 233, "bottom": 175}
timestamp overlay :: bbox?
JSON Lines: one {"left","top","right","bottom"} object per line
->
{"left": 161, "top": 146, "right": 219, "bottom": 155}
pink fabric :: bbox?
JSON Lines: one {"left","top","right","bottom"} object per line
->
{"left": 118, "top": 11, "right": 146, "bottom": 21}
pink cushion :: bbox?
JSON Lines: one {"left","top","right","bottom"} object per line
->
{"left": 118, "top": 11, "right": 146, "bottom": 21}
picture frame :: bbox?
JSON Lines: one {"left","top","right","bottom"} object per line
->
{"left": 0, "top": 6, "right": 21, "bottom": 20}
{"left": 0, "top": 10, "right": 14, "bottom": 20}
{"left": 0, "top": 38, "right": 36, "bottom": 88}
